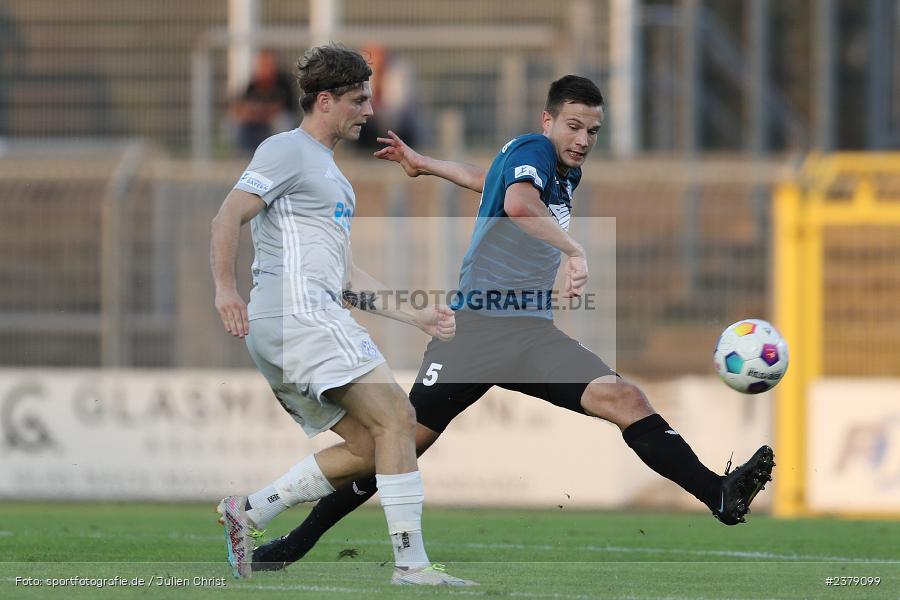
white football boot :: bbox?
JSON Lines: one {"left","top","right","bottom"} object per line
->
{"left": 391, "top": 563, "right": 478, "bottom": 586}
{"left": 217, "top": 496, "right": 264, "bottom": 579}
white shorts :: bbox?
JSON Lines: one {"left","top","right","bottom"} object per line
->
{"left": 246, "top": 308, "right": 386, "bottom": 437}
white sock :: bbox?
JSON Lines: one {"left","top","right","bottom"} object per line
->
{"left": 376, "top": 471, "right": 430, "bottom": 569}
{"left": 248, "top": 455, "right": 334, "bottom": 529}
{"left": 246, "top": 484, "right": 283, "bottom": 529}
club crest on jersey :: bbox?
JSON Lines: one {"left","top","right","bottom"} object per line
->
{"left": 513, "top": 165, "right": 543, "bottom": 189}
{"left": 361, "top": 339, "right": 379, "bottom": 358}
{"left": 239, "top": 170, "right": 273, "bottom": 193}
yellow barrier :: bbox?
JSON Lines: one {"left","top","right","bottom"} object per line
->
{"left": 774, "top": 153, "right": 900, "bottom": 517}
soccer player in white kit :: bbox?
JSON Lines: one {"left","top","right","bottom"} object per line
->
{"left": 210, "top": 44, "right": 475, "bottom": 586}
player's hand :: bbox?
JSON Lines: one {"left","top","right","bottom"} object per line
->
{"left": 373, "top": 130, "right": 425, "bottom": 178}
{"left": 414, "top": 304, "right": 456, "bottom": 341}
{"left": 564, "top": 255, "right": 588, "bottom": 298}
{"left": 215, "top": 288, "right": 249, "bottom": 338}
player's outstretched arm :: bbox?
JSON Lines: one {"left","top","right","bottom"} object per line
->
{"left": 210, "top": 189, "right": 266, "bottom": 338}
{"left": 374, "top": 130, "right": 486, "bottom": 193}
{"left": 343, "top": 262, "right": 456, "bottom": 341}
{"left": 504, "top": 182, "right": 588, "bottom": 297}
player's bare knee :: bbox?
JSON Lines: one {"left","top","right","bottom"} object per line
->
{"left": 390, "top": 398, "right": 417, "bottom": 435}
{"left": 619, "top": 383, "right": 652, "bottom": 413}
{"left": 366, "top": 388, "right": 417, "bottom": 438}
{"left": 579, "top": 380, "right": 617, "bottom": 416}
{"left": 581, "top": 381, "right": 650, "bottom": 421}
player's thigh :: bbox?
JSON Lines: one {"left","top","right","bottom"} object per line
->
{"left": 247, "top": 312, "right": 385, "bottom": 438}
{"left": 248, "top": 311, "right": 381, "bottom": 389}
{"left": 414, "top": 313, "right": 513, "bottom": 387}
{"left": 283, "top": 309, "right": 388, "bottom": 401}
{"left": 505, "top": 328, "right": 618, "bottom": 415}
{"left": 246, "top": 318, "right": 346, "bottom": 437}
{"left": 409, "top": 379, "right": 492, "bottom": 435}
{"left": 329, "top": 412, "right": 376, "bottom": 458}
{"left": 325, "top": 362, "right": 415, "bottom": 434}
{"left": 409, "top": 316, "right": 498, "bottom": 433}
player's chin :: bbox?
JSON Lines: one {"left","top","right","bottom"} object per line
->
{"left": 563, "top": 152, "right": 586, "bottom": 168}
{"left": 344, "top": 125, "right": 364, "bottom": 140}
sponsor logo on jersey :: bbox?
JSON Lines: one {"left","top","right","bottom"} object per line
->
{"left": 513, "top": 165, "right": 543, "bottom": 189}
{"left": 267, "top": 493, "right": 280, "bottom": 504}
{"left": 333, "top": 202, "right": 353, "bottom": 232}
{"left": 238, "top": 170, "right": 273, "bottom": 194}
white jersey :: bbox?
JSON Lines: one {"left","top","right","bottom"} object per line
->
{"left": 234, "top": 128, "right": 356, "bottom": 319}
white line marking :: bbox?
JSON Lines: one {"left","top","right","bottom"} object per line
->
{"left": 8, "top": 530, "right": 892, "bottom": 564}
{"left": 242, "top": 582, "right": 781, "bottom": 600}
{"left": 335, "top": 538, "right": 888, "bottom": 563}
{"left": 245, "top": 583, "right": 365, "bottom": 594}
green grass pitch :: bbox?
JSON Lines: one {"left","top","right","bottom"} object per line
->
{"left": 1, "top": 503, "right": 898, "bottom": 599}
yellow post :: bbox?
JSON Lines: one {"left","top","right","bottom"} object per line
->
{"left": 773, "top": 182, "right": 805, "bottom": 517}
{"left": 774, "top": 152, "right": 900, "bottom": 518}
{"left": 803, "top": 193, "right": 825, "bottom": 386}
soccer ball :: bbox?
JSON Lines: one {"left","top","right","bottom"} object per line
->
{"left": 713, "top": 319, "right": 789, "bottom": 394}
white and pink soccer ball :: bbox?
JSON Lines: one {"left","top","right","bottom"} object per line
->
{"left": 713, "top": 319, "right": 789, "bottom": 394}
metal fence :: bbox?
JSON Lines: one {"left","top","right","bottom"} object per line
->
{"left": 0, "top": 142, "right": 793, "bottom": 377}
{"left": 1, "top": 0, "right": 606, "bottom": 153}
{"left": 4, "top": 1, "right": 896, "bottom": 155}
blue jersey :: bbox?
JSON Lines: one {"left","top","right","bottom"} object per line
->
{"left": 454, "top": 133, "right": 581, "bottom": 319}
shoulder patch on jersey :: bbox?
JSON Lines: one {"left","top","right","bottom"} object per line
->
{"left": 501, "top": 138, "right": 516, "bottom": 153}
{"left": 239, "top": 170, "right": 273, "bottom": 194}
{"left": 513, "top": 165, "right": 544, "bottom": 189}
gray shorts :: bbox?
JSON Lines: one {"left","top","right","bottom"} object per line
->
{"left": 246, "top": 308, "right": 386, "bottom": 437}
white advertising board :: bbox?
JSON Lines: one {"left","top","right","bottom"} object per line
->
{"left": 0, "top": 370, "right": 772, "bottom": 508}
{"left": 807, "top": 379, "right": 900, "bottom": 514}
{"left": 0, "top": 369, "right": 332, "bottom": 500}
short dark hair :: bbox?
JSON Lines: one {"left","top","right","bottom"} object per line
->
{"left": 297, "top": 44, "right": 372, "bottom": 112}
{"left": 544, "top": 75, "right": 604, "bottom": 116}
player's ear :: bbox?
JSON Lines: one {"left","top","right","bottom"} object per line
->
{"left": 541, "top": 110, "right": 553, "bottom": 133}
{"left": 317, "top": 91, "right": 331, "bottom": 113}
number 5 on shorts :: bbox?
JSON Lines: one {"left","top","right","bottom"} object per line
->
{"left": 422, "top": 363, "right": 443, "bottom": 386}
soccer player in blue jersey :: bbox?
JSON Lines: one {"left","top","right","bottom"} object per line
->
{"left": 246, "top": 75, "right": 775, "bottom": 571}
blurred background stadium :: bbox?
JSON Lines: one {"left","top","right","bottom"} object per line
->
{"left": 0, "top": 0, "right": 898, "bottom": 519}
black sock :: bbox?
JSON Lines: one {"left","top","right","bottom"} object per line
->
{"left": 622, "top": 414, "right": 722, "bottom": 510}
{"left": 252, "top": 475, "right": 377, "bottom": 568}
